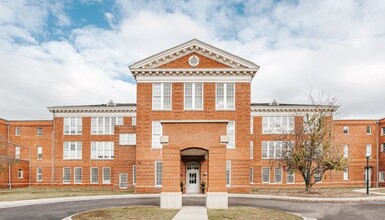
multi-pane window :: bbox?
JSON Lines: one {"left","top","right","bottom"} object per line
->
{"left": 343, "top": 126, "right": 349, "bottom": 134}
{"left": 287, "top": 171, "right": 295, "bottom": 184}
{"left": 119, "top": 134, "right": 136, "bottom": 145}
{"left": 379, "top": 171, "right": 385, "bottom": 182}
{"left": 262, "top": 167, "right": 270, "bottom": 183}
{"left": 249, "top": 167, "right": 253, "bottom": 183}
{"left": 343, "top": 167, "right": 349, "bottom": 180}
{"left": 274, "top": 167, "right": 282, "bottom": 183}
{"left": 216, "top": 83, "right": 235, "bottom": 110}
{"left": 184, "top": 83, "right": 203, "bottom": 110}
{"left": 366, "top": 126, "right": 372, "bottom": 135}
{"left": 18, "top": 169, "right": 23, "bottom": 178}
{"left": 153, "top": 83, "right": 172, "bottom": 110}
{"left": 15, "top": 127, "right": 20, "bottom": 136}
{"left": 63, "top": 167, "right": 70, "bottom": 183}
{"left": 64, "top": 117, "right": 82, "bottom": 134}
{"left": 262, "top": 116, "right": 294, "bottom": 134}
{"left": 262, "top": 141, "right": 283, "bottom": 159}
{"left": 343, "top": 145, "right": 349, "bottom": 158}
{"left": 37, "top": 167, "right": 42, "bottom": 181}
{"left": 132, "top": 117, "right": 137, "bottom": 126}
{"left": 37, "top": 127, "right": 42, "bottom": 136}
{"left": 90, "top": 167, "right": 99, "bottom": 184}
{"left": 226, "top": 161, "right": 231, "bottom": 186}
{"left": 63, "top": 142, "right": 82, "bottom": 159}
{"left": 119, "top": 173, "right": 128, "bottom": 189}
{"left": 382, "top": 143, "right": 385, "bottom": 152}
{"left": 250, "top": 141, "right": 254, "bottom": 159}
{"left": 74, "top": 167, "right": 82, "bottom": 184}
{"left": 227, "top": 121, "right": 235, "bottom": 149}
{"left": 133, "top": 165, "right": 137, "bottom": 185}
{"left": 15, "top": 146, "right": 20, "bottom": 159}
{"left": 382, "top": 127, "right": 385, "bottom": 135}
{"left": 37, "top": 146, "right": 42, "bottom": 160}
{"left": 155, "top": 161, "right": 162, "bottom": 186}
{"left": 103, "top": 167, "right": 111, "bottom": 184}
{"left": 366, "top": 144, "right": 372, "bottom": 157}
{"left": 91, "top": 117, "right": 123, "bottom": 134}
{"left": 314, "top": 171, "right": 322, "bottom": 182}
{"left": 152, "top": 121, "right": 162, "bottom": 149}
{"left": 91, "top": 142, "right": 114, "bottom": 159}
{"left": 250, "top": 116, "right": 254, "bottom": 134}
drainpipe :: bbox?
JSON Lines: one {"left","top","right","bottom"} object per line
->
{"left": 376, "top": 120, "right": 380, "bottom": 188}
{"left": 6, "top": 122, "right": 11, "bottom": 189}
{"left": 52, "top": 112, "right": 55, "bottom": 184}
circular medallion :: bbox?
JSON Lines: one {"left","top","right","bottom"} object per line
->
{"left": 188, "top": 55, "right": 200, "bottom": 67}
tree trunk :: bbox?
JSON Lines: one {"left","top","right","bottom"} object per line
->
{"left": 305, "top": 179, "right": 312, "bottom": 192}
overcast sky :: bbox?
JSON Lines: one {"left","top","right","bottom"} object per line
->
{"left": 0, "top": 0, "right": 384, "bottom": 120}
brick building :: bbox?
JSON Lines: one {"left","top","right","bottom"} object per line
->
{"left": 1, "top": 39, "right": 385, "bottom": 208}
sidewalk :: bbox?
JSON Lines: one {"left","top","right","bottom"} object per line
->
{"left": 172, "top": 206, "right": 208, "bottom": 220}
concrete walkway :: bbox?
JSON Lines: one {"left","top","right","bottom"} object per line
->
{"left": 172, "top": 206, "right": 208, "bottom": 220}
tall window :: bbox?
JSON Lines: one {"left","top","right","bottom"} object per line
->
{"left": 274, "top": 167, "right": 282, "bottom": 183}
{"left": 153, "top": 83, "right": 172, "bottom": 110}
{"left": 74, "top": 167, "right": 82, "bottom": 184}
{"left": 343, "top": 145, "right": 349, "bottom": 158}
{"left": 343, "top": 126, "right": 349, "bottom": 134}
{"left": 90, "top": 167, "right": 99, "bottom": 184}
{"left": 63, "top": 167, "right": 70, "bottom": 183}
{"left": 262, "top": 141, "right": 283, "bottom": 159}
{"left": 249, "top": 167, "right": 253, "bottom": 183}
{"left": 379, "top": 171, "right": 385, "bottom": 182}
{"left": 132, "top": 117, "right": 137, "bottom": 126}
{"left": 37, "top": 167, "right": 42, "bottom": 181}
{"left": 262, "top": 167, "right": 270, "bottom": 183}
{"left": 37, "top": 127, "right": 42, "bottom": 136}
{"left": 226, "top": 161, "right": 231, "bottom": 186}
{"left": 18, "top": 169, "right": 23, "bottom": 178}
{"left": 184, "top": 83, "right": 203, "bottom": 110}
{"left": 382, "top": 127, "right": 385, "bottom": 135}
{"left": 250, "top": 116, "right": 254, "bottom": 134}
{"left": 366, "top": 144, "right": 372, "bottom": 157}
{"left": 152, "top": 122, "right": 162, "bottom": 149}
{"left": 216, "top": 83, "right": 235, "bottom": 110}
{"left": 382, "top": 143, "right": 385, "bottom": 152}
{"left": 250, "top": 141, "right": 254, "bottom": 159}
{"left": 91, "top": 117, "right": 123, "bottom": 134}
{"left": 15, "top": 146, "right": 20, "bottom": 159}
{"left": 37, "top": 146, "right": 42, "bottom": 160}
{"left": 91, "top": 142, "right": 114, "bottom": 159}
{"left": 343, "top": 167, "right": 349, "bottom": 180}
{"left": 287, "top": 171, "right": 295, "bottom": 184}
{"left": 366, "top": 126, "right": 372, "bottom": 135}
{"left": 155, "top": 161, "right": 162, "bottom": 186}
{"left": 133, "top": 165, "right": 137, "bottom": 185}
{"left": 64, "top": 117, "right": 82, "bottom": 134}
{"left": 227, "top": 121, "right": 235, "bottom": 149}
{"left": 63, "top": 142, "right": 82, "bottom": 159}
{"left": 103, "top": 167, "right": 111, "bottom": 184}
{"left": 119, "top": 173, "right": 128, "bottom": 189}
{"left": 15, "top": 127, "right": 20, "bottom": 136}
{"left": 119, "top": 134, "right": 136, "bottom": 145}
{"left": 262, "top": 116, "right": 294, "bottom": 134}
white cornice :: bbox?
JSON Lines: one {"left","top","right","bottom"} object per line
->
{"left": 136, "top": 75, "right": 252, "bottom": 83}
{"left": 251, "top": 105, "right": 337, "bottom": 116}
{"left": 47, "top": 106, "right": 136, "bottom": 114}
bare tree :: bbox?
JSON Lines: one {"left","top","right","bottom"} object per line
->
{"left": 0, "top": 134, "right": 17, "bottom": 174}
{"left": 278, "top": 94, "right": 347, "bottom": 192}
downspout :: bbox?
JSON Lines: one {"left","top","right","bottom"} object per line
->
{"left": 52, "top": 112, "right": 56, "bottom": 184}
{"left": 6, "top": 122, "right": 11, "bottom": 189}
{"left": 376, "top": 120, "right": 380, "bottom": 188}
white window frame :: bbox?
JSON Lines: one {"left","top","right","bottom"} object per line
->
{"left": 379, "top": 171, "right": 385, "bottom": 182}
{"left": 37, "top": 167, "right": 42, "bottom": 182}
{"left": 366, "top": 144, "right": 372, "bottom": 157}
{"left": 274, "top": 167, "right": 282, "bottom": 183}
{"left": 119, "top": 173, "right": 128, "bottom": 189}
{"left": 343, "top": 145, "right": 349, "bottom": 158}
{"left": 155, "top": 161, "right": 162, "bottom": 187}
{"left": 152, "top": 121, "right": 162, "bottom": 149}
{"left": 91, "top": 117, "right": 123, "bottom": 135}
{"left": 382, "top": 143, "right": 385, "bottom": 152}
{"left": 133, "top": 165, "right": 136, "bottom": 185}
{"left": 102, "top": 167, "right": 111, "bottom": 184}
{"left": 314, "top": 171, "right": 322, "bottom": 182}
{"left": 249, "top": 167, "right": 253, "bottom": 183}
{"left": 262, "top": 141, "right": 283, "bottom": 159}
{"left": 286, "top": 171, "right": 295, "bottom": 184}
{"left": 227, "top": 121, "right": 235, "bottom": 149}
{"left": 91, "top": 142, "right": 114, "bottom": 160}
{"left": 262, "top": 167, "right": 270, "bottom": 183}
{"left": 250, "top": 116, "right": 254, "bottom": 134}
{"left": 152, "top": 83, "right": 172, "bottom": 110}
{"left": 343, "top": 126, "right": 349, "bottom": 135}
{"left": 64, "top": 117, "right": 82, "bottom": 135}
{"left": 226, "top": 160, "right": 231, "bottom": 186}
{"left": 15, "top": 146, "right": 20, "bottom": 159}
{"left": 250, "top": 141, "right": 254, "bottom": 159}
{"left": 216, "top": 83, "right": 235, "bottom": 110}
{"left": 184, "top": 83, "right": 203, "bottom": 110}
{"left": 18, "top": 169, "right": 23, "bottom": 179}
{"left": 132, "top": 117, "right": 137, "bottom": 126}
{"left": 63, "top": 167, "right": 70, "bottom": 184}
{"left": 262, "top": 116, "right": 294, "bottom": 134}
{"left": 119, "top": 134, "right": 136, "bottom": 145}
{"left": 37, "top": 127, "right": 43, "bottom": 136}
{"left": 15, "top": 127, "right": 20, "bottom": 136}
{"left": 343, "top": 167, "right": 349, "bottom": 180}
{"left": 382, "top": 127, "right": 385, "bottom": 135}
{"left": 90, "top": 167, "right": 99, "bottom": 184}
{"left": 366, "top": 126, "right": 372, "bottom": 135}
{"left": 74, "top": 167, "right": 82, "bottom": 184}
{"left": 63, "top": 142, "right": 82, "bottom": 160}
{"left": 37, "top": 146, "right": 42, "bottom": 160}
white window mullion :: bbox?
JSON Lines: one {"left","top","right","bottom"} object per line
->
{"left": 192, "top": 83, "right": 195, "bottom": 109}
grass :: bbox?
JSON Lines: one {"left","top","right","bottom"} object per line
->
{"left": 208, "top": 207, "right": 301, "bottom": 220}
{"left": 0, "top": 187, "right": 133, "bottom": 201}
{"left": 72, "top": 206, "right": 178, "bottom": 220}
{"left": 252, "top": 187, "right": 372, "bottom": 197}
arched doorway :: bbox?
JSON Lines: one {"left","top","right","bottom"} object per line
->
{"left": 186, "top": 162, "right": 200, "bottom": 193}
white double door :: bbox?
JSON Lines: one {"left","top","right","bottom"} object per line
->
{"left": 186, "top": 162, "right": 200, "bottom": 193}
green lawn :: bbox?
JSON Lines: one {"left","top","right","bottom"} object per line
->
{"left": 208, "top": 207, "right": 301, "bottom": 220}
{"left": 0, "top": 187, "right": 132, "bottom": 201}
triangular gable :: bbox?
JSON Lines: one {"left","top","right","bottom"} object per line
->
{"left": 129, "top": 39, "right": 259, "bottom": 70}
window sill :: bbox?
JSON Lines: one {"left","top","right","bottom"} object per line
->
{"left": 184, "top": 109, "right": 204, "bottom": 111}
{"left": 91, "top": 159, "right": 114, "bottom": 160}
{"left": 63, "top": 134, "right": 82, "bottom": 135}
{"left": 152, "top": 109, "right": 172, "bottom": 111}
{"left": 215, "top": 109, "right": 236, "bottom": 111}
